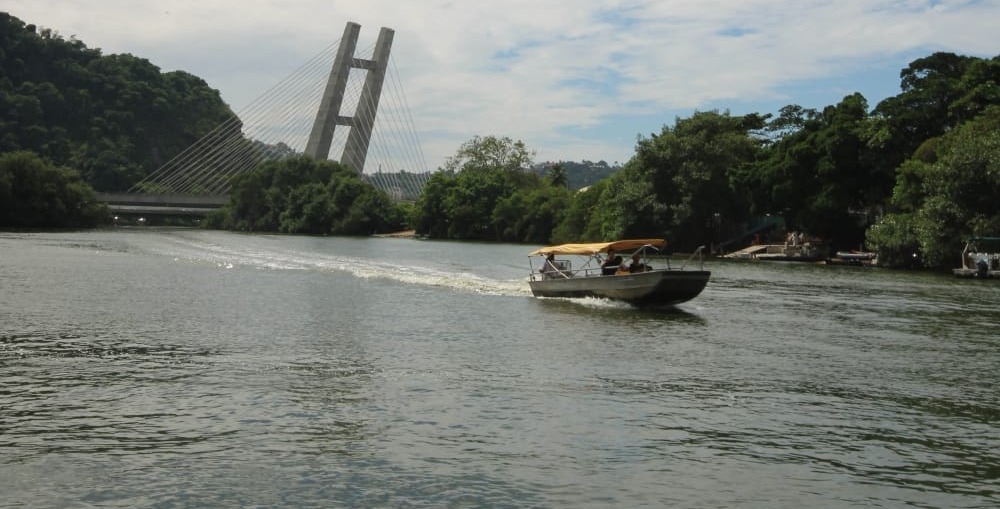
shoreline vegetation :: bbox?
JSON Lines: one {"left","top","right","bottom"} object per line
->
{"left": 2, "top": 12, "right": 999, "bottom": 271}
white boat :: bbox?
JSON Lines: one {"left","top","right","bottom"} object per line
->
{"left": 527, "top": 239, "right": 710, "bottom": 305}
{"left": 953, "top": 237, "right": 1000, "bottom": 278}
{"left": 828, "top": 250, "right": 878, "bottom": 266}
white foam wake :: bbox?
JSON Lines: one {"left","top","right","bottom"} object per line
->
{"left": 148, "top": 234, "right": 533, "bottom": 298}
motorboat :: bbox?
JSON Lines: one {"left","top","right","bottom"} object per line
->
{"left": 827, "top": 250, "right": 878, "bottom": 266}
{"left": 953, "top": 237, "right": 1000, "bottom": 278}
{"left": 527, "top": 239, "right": 710, "bottom": 305}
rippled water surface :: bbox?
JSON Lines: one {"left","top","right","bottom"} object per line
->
{"left": 2, "top": 229, "right": 998, "bottom": 508}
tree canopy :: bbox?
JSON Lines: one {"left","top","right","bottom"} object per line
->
{"left": 442, "top": 135, "right": 535, "bottom": 174}
{"left": 205, "top": 156, "right": 407, "bottom": 235}
{"left": 411, "top": 135, "right": 573, "bottom": 243}
{"left": 609, "top": 110, "right": 766, "bottom": 249}
{"left": 866, "top": 106, "right": 1000, "bottom": 267}
{"left": 737, "top": 93, "right": 889, "bottom": 247}
{"left": 0, "top": 151, "right": 107, "bottom": 228}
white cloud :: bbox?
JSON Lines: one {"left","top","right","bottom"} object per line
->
{"left": 5, "top": 0, "right": 999, "bottom": 170}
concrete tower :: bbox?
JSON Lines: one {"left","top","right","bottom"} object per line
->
{"left": 304, "top": 22, "right": 394, "bottom": 174}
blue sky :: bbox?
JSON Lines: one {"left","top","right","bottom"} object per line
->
{"left": 6, "top": 0, "right": 1000, "bottom": 171}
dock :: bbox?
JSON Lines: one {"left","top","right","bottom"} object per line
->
{"left": 725, "top": 243, "right": 826, "bottom": 262}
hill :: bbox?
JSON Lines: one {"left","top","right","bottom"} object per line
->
{"left": 0, "top": 12, "right": 236, "bottom": 192}
{"left": 529, "top": 160, "right": 620, "bottom": 190}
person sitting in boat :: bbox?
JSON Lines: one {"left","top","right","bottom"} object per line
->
{"left": 976, "top": 252, "right": 990, "bottom": 278}
{"left": 628, "top": 252, "right": 650, "bottom": 273}
{"left": 601, "top": 250, "right": 623, "bottom": 275}
{"left": 540, "top": 253, "right": 561, "bottom": 279}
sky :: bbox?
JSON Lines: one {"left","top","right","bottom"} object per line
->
{"left": 5, "top": 0, "right": 1000, "bottom": 171}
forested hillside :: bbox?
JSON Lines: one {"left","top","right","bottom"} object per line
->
{"left": 0, "top": 12, "right": 236, "bottom": 192}
{"left": 529, "top": 160, "right": 619, "bottom": 190}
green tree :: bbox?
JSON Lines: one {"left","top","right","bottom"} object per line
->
{"left": 411, "top": 171, "right": 457, "bottom": 238}
{"left": 867, "top": 107, "right": 1000, "bottom": 268}
{"left": 442, "top": 135, "right": 535, "bottom": 173}
{"left": 546, "top": 163, "right": 568, "bottom": 187}
{"left": 0, "top": 151, "right": 107, "bottom": 227}
{"left": 741, "top": 94, "right": 886, "bottom": 248}
{"left": 551, "top": 181, "right": 607, "bottom": 243}
{"left": 207, "top": 156, "right": 406, "bottom": 235}
{"left": 279, "top": 182, "right": 331, "bottom": 234}
{"left": 587, "top": 171, "right": 664, "bottom": 241}
{"left": 864, "top": 213, "right": 922, "bottom": 268}
{"left": 874, "top": 53, "right": 980, "bottom": 149}
{"left": 951, "top": 56, "right": 1000, "bottom": 120}
{"left": 443, "top": 168, "right": 520, "bottom": 239}
{"left": 608, "top": 110, "right": 764, "bottom": 250}
{"left": 869, "top": 52, "right": 997, "bottom": 179}
{"left": 493, "top": 185, "right": 572, "bottom": 243}
{"left": 413, "top": 135, "right": 544, "bottom": 241}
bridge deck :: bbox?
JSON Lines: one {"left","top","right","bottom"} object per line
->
{"left": 97, "top": 193, "right": 228, "bottom": 217}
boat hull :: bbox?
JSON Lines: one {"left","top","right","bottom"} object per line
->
{"left": 953, "top": 268, "right": 999, "bottom": 278}
{"left": 528, "top": 269, "right": 710, "bottom": 306}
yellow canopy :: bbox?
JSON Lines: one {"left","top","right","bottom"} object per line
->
{"left": 529, "top": 239, "right": 666, "bottom": 256}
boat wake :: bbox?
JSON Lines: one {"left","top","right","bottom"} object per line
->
{"left": 536, "top": 296, "right": 635, "bottom": 310}
{"left": 145, "top": 234, "right": 532, "bottom": 298}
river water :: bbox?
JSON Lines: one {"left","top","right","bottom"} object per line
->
{"left": 1, "top": 228, "right": 997, "bottom": 508}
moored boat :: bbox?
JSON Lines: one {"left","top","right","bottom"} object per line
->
{"left": 953, "top": 237, "right": 1000, "bottom": 278}
{"left": 527, "top": 239, "right": 710, "bottom": 306}
{"left": 827, "top": 250, "right": 878, "bottom": 266}
{"left": 725, "top": 242, "right": 827, "bottom": 262}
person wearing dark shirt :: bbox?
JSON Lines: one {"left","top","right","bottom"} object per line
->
{"left": 601, "top": 250, "right": 622, "bottom": 275}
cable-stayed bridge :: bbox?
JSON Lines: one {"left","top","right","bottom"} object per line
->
{"left": 100, "top": 22, "right": 432, "bottom": 217}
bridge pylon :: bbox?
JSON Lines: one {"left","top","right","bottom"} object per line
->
{"left": 304, "top": 21, "right": 394, "bottom": 174}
